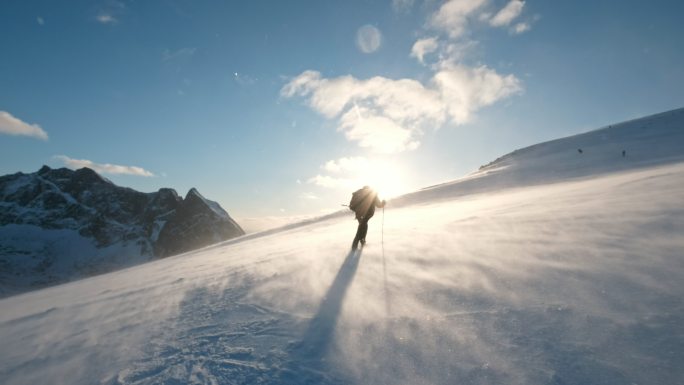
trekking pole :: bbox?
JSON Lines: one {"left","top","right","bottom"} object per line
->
{"left": 381, "top": 206, "right": 385, "bottom": 259}
{"left": 381, "top": 205, "right": 390, "bottom": 318}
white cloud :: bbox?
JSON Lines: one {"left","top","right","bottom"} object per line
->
{"left": 307, "top": 159, "right": 376, "bottom": 190}
{"left": 432, "top": 62, "right": 523, "bottom": 124}
{"left": 282, "top": 63, "right": 520, "bottom": 153}
{"left": 37, "top": 17, "right": 44, "bottom": 25}
{"left": 95, "top": 0, "right": 125, "bottom": 25}
{"left": 489, "top": 0, "right": 525, "bottom": 27}
{"left": 441, "top": 40, "right": 479, "bottom": 63}
{"left": 307, "top": 174, "right": 348, "bottom": 189}
{"left": 96, "top": 14, "right": 117, "bottom": 24}
{"left": 0, "top": 111, "right": 48, "bottom": 140}
{"left": 300, "top": 192, "right": 320, "bottom": 200}
{"left": 282, "top": 71, "right": 445, "bottom": 153}
{"left": 411, "top": 37, "right": 440, "bottom": 64}
{"left": 429, "top": 0, "right": 488, "bottom": 39}
{"left": 356, "top": 25, "right": 382, "bottom": 54}
{"left": 54, "top": 155, "right": 155, "bottom": 177}
{"left": 323, "top": 157, "right": 368, "bottom": 173}
{"left": 511, "top": 22, "right": 531, "bottom": 34}
{"left": 392, "top": 0, "right": 415, "bottom": 13}
{"left": 307, "top": 173, "right": 360, "bottom": 190}
{"left": 339, "top": 108, "right": 420, "bottom": 153}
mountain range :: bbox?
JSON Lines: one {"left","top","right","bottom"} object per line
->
{"left": 0, "top": 166, "right": 244, "bottom": 297}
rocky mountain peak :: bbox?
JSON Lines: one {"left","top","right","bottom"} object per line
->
{"left": 0, "top": 166, "right": 245, "bottom": 296}
{"left": 154, "top": 187, "right": 244, "bottom": 257}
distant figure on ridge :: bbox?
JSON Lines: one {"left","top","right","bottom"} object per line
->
{"left": 349, "top": 186, "right": 385, "bottom": 250}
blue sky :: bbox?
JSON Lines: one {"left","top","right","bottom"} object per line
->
{"left": 1, "top": 0, "right": 683, "bottom": 221}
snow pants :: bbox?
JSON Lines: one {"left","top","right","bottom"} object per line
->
{"left": 352, "top": 217, "right": 370, "bottom": 249}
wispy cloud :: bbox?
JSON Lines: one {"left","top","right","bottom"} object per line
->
{"left": 311, "top": 156, "right": 370, "bottom": 189}
{"left": 95, "top": 0, "right": 126, "bottom": 25}
{"left": 300, "top": 192, "right": 320, "bottom": 200}
{"left": 162, "top": 47, "right": 197, "bottom": 62}
{"left": 323, "top": 156, "right": 369, "bottom": 173}
{"left": 411, "top": 37, "right": 439, "bottom": 64}
{"left": 308, "top": 155, "right": 368, "bottom": 188}
{"left": 96, "top": 14, "right": 117, "bottom": 24}
{"left": 489, "top": 0, "right": 525, "bottom": 27}
{"left": 440, "top": 40, "right": 479, "bottom": 63}
{"left": 0, "top": 111, "right": 48, "bottom": 140}
{"left": 429, "top": 0, "right": 488, "bottom": 39}
{"left": 432, "top": 62, "right": 522, "bottom": 124}
{"left": 54, "top": 155, "right": 155, "bottom": 177}
{"left": 392, "top": 0, "right": 415, "bottom": 13}
{"left": 511, "top": 22, "right": 531, "bottom": 34}
{"left": 307, "top": 174, "right": 350, "bottom": 189}
{"left": 37, "top": 16, "right": 44, "bottom": 25}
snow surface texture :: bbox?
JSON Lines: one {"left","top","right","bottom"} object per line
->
{"left": 1, "top": 109, "right": 683, "bottom": 384}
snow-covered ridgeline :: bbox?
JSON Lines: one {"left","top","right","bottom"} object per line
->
{"left": 393, "top": 107, "right": 684, "bottom": 207}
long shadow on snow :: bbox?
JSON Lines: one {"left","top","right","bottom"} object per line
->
{"left": 115, "top": 251, "right": 362, "bottom": 385}
{"left": 277, "top": 249, "right": 362, "bottom": 384}
{"left": 299, "top": 248, "right": 361, "bottom": 356}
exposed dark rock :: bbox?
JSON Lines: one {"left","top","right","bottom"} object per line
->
{"left": 0, "top": 165, "right": 245, "bottom": 296}
{"left": 155, "top": 188, "right": 244, "bottom": 257}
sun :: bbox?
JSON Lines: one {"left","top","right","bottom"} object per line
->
{"left": 357, "top": 159, "right": 409, "bottom": 199}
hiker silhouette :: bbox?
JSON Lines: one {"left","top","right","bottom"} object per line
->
{"left": 349, "top": 186, "right": 385, "bottom": 250}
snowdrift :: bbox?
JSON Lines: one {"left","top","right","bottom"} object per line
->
{"left": 1, "top": 108, "right": 683, "bottom": 385}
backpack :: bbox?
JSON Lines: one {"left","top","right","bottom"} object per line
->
{"left": 349, "top": 188, "right": 367, "bottom": 212}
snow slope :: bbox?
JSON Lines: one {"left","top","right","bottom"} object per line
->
{"left": 394, "top": 107, "right": 684, "bottom": 207}
{"left": 1, "top": 109, "right": 683, "bottom": 385}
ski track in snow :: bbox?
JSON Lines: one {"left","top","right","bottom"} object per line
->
{"left": 2, "top": 109, "right": 684, "bottom": 384}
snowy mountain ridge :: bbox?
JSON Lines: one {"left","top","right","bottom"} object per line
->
{"left": 391, "top": 107, "right": 684, "bottom": 207}
{"left": 0, "top": 166, "right": 244, "bottom": 297}
{"left": 0, "top": 108, "right": 683, "bottom": 385}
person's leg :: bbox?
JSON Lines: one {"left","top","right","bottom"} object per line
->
{"left": 352, "top": 219, "right": 368, "bottom": 249}
{"left": 359, "top": 219, "right": 369, "bottom": 245}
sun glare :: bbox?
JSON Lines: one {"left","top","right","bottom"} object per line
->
{"left": 358, "top": 159, "right": 409, "bottom": 199}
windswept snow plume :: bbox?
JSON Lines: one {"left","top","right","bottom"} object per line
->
{"left": 1, "top": 108, "right": 684, "bottom": 384}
